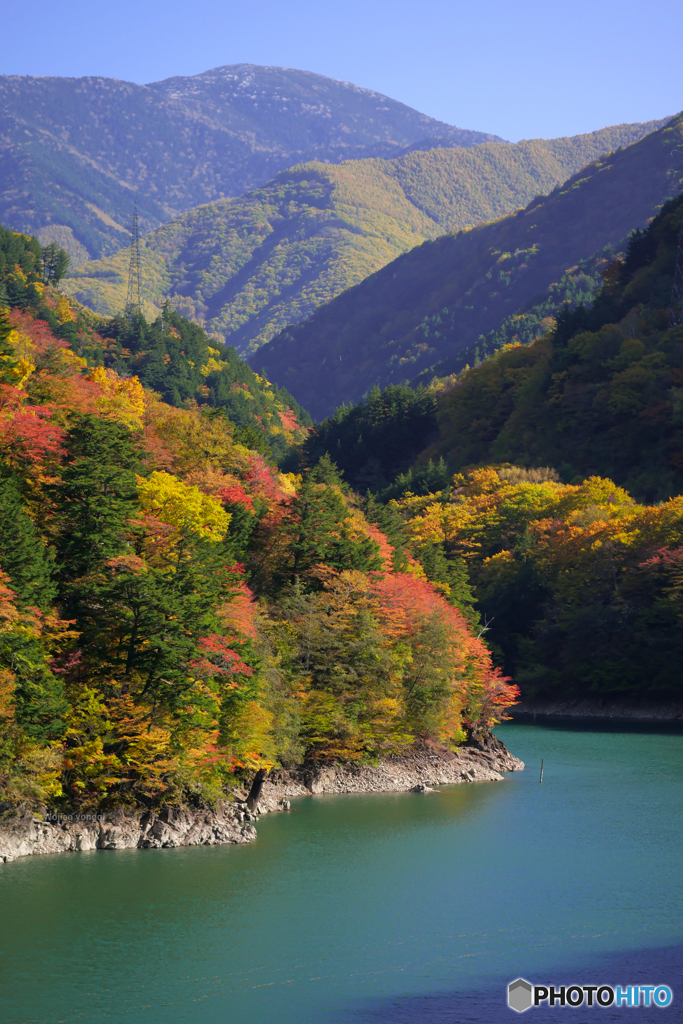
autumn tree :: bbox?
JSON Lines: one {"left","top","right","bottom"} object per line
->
{"left": 0, "top": 306, "right": 19, "bottom": 385}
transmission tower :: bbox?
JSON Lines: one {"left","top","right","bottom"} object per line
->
{"left": 125, "top": 200, "right": 142, "bottom": 318}
{"left": 669, "top": 205, "right": 683, "bottom": 327}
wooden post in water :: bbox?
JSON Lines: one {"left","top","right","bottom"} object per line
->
{"left": 539, "top": 759, "right": 544, "bottom": 783}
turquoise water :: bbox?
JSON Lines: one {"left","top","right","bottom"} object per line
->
{"left": 0, "top": 723, "right": 681, "bottom": 1023}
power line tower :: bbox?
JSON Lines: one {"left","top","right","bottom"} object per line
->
{"left": 125, "top": 200, "right": 142, "bottom": 318}
{"left": 669, "top": 206, "right": 683, "bottom": 327}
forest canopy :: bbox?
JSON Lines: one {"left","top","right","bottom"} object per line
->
{"left": 0, "top": 231, "right": 515, "bottom": 814}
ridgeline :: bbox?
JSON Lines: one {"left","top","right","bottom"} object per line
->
{"left": 257, "top": 114, "right": 683, "bottom": 419}
{"left": 63, "top": 120, "right": 664, "bottom": 355}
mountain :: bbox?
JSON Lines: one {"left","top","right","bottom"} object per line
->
{"left": 255, "top": 114, "right": 683, "bottom": 420}
{"left": 62, "top": 119, "right": 664, "bottom": 354}
{"left": 293, "top": 199, "right": 683, "bottom": 704}
{"left": 0, "top": 64, "right": 501, "bottom": 262}
{"left": 384, "top": 194, "right": 683, "bottom": 699}
{"left": 420, "top": 191, "right": 683, "bottom": 503}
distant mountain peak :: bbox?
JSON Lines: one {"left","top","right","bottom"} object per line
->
{"left": 147, "top": 63, "right": 505, "bottom": 148}
{"left": 0, "top": 64, "right": 504, "bottom": 263}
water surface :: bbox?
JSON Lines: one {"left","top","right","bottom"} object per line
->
{"left": 1, "top": 724, "right": 681, "bottom": 1022}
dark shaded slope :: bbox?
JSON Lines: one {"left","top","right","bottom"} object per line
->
{"left": 425, "top": 191, "right": 683, "bottom": 502}
{"left": 256, "top": 115, "right": 683, "bottom": 420}
{"left": 65, "top": 118, "right": 666, "bottom": 354}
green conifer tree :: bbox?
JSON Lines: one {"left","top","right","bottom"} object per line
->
{"left": 51, "top": 416, "right": 142, "bottom": 586}
{"left": 283, "top": 477, "right": 381, "bottom": 588}
{"left": 415, "top": 541, "right": 478, "bottom": 623}
{"left": 0, "top": 473, "right": 56, "bottom": 610}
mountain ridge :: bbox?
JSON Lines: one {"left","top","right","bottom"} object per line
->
{"left": 0, "top": 64, "right": 499, "bottom": 262}
{"left": 255, "top": 114, "right": 683, "bottom": 419}
{"left": 62, "top": 118, "right": 666, "bottom": 354}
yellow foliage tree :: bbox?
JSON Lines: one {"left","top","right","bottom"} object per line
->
{"left": 55, "top": 295, "right": 76, "bottom": 324}
{"left": 3, "top": 328, "right": 36, "bottom": 386}
{"left": 136, "top": 471, "right": 231, "bottom": 542}
{"left": 150, "top": 407, "right": 240, "bottom": 476}
{"left": 88, "top": 366, "right": 145, "bottom": 429}
{"left": 199, "top": 356, "right": 223, "bottom": 377}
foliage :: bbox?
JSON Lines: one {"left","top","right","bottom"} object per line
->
{"left": 0, "top": 290, "right": 510, "bottom": 814}
{"left": 137, "top": 470, "right": 231, "bottom": 542}
{"left": 0, "top": 227, "right": 70, "bottom": 312}
{"left": 0, "top": 473, "right": 56, "bottom": 610}
{"left": 95, "top": 305, "right": 311, "bottom": 464}
{"left": 0, "top": 244, "right": 312, "bottom": 465}
{"left": 300, "top": 384, "right": 438, "bottom": 492}
{"left": 390, "top": 465, "right": 683, "bottom": 703}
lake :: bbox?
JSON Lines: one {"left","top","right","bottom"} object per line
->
{"left": 1, "top": 723, "right": 681, "bottom": 1023}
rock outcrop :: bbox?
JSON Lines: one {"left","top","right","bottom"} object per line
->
{"left": 0, "top": 804, "right": 258, "bottom": 864}
{"left": 257, "top": 742, "right": 524, "bottom": 809}
{"left": 512, "top": 699, "right": 683, "bottom": 721}
{"left": 0, "top": 741, "right": 523, "bottom": 865}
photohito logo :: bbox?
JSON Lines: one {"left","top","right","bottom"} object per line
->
{"left": 507, "top": 979, "right": 674, "bottom": 1012}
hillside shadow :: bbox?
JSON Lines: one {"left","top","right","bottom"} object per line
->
{"left": 343, "top": 943, "right": 682, "bottom": 1023}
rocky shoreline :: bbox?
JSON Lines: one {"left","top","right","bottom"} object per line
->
{"left": 511, "top": 698, "right": 683, "bottom": 721}
{"left": 0, "top": 738, "right": 523, "bottom": 865}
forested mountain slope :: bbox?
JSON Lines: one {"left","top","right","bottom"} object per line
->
{"left": 0, "top": 276, "right": 515, "bottom": 814}
{"left": 257, "top": 115, "right": 683, "bottom": 419}
{"left": 423, "top": 192, "right": 683, "bottom": 503}
{"left": 0, "top": 64, "right": 500, "bottom": 263}
{"left": 63, "top": 119, "right": 664, "bottom": 354}
{"left": 0, "top": 224, "right": 311, "bottom": 462}
{"left": 292, "top": 200, "right": 683, "bottom": 702}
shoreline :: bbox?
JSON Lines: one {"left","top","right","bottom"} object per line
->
{"left": 510, "top": 698, "right": 683, "bottom": 724}
{"left": 0, "top": 740, "right": 523, "bottom": 865}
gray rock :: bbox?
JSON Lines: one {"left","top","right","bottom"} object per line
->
{"left": 260, "top": 740, "right": 524, "bottom": 802}
{"left": 0, "top": 802, "right": 252, "bottom": 864}
{"left": 0, "top": 740, "right": 524, "bottom": 865}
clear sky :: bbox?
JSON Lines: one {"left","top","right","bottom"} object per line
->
{"left": 3, "top": 0, "right": 681, "bottom": 142}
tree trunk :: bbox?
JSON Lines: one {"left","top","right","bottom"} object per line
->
{"left": 246, "top": 768, "right": 268, "bottom": 811}
{"left": 465, "top": 725, "right": 509, "bottom": 756}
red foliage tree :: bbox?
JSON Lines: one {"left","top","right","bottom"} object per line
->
{"left": 218, "top": 483, "right": 255, "bottom": 510}
{"left": 0, "top": 384, "right": 64, "bottom": 467}
{"left": 190, "top": 635, "right": 253, "bottom": 679}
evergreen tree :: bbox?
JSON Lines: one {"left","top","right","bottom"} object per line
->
{"left": 40, "top": 242, "right": 70, "bottom": 284}
{"left": 76, "top": 530, "right": 242, "bottom": 710}
{"left": 282, "top": 478, "right": 381, "bottom": 588}
{"left": 0, "top": 473, "right": 56, "bottom": 609}
{"left": 9, "top": 652, "right": 68, "bottom": 742}
{"left": 414, "top": 541, "right": 478, "bottom": 623}
{"left": 308, "top": 453, "right": 347, "bottom": 488}
{"left": 51, "top": 416, "right": 142, "bottom": 586}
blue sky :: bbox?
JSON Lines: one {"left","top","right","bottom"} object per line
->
{"left": 3, "top": 0, "right": 681, "bottom": 142}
